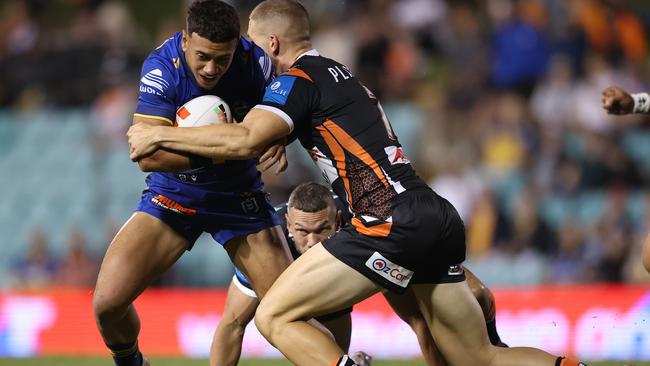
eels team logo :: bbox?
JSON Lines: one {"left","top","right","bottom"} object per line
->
{"left": 140, "top": 68, "right": 169, "bottom": 96}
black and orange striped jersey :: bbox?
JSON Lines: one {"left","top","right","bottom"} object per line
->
{"left": 254, "top": 50, "right": 429, "bottom": 236}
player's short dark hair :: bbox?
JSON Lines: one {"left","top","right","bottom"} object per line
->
{"left": 288, "top": 182, "right": 335, "bottom": 213}
{"left": 187, "top": 0, "right": 240, "bottom": 43}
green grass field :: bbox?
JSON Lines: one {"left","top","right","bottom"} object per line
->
{"left": 0, "top": 358, "right": 647, "bottom": 366}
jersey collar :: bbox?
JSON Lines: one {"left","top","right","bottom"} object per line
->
{"left": 295, "top": 49, "right": 319, "bottom": 61}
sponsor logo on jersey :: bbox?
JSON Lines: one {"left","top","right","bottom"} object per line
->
{"left": 384, "top": 146, "right": 410, "bottom": 165}
{"left": 365, "top": 252, "right": 413, "bottom": 288}
{"left": 140, "top": 68, "right": 169, "bottom": 96}
{"left": 151, "top": 194, "right": 197, "bottom": 216}
{"left": 172, "top": 57, "right": 180, "bottom": 69}
{"left": 262, "top": 76, "right": 296, "bottom": 105}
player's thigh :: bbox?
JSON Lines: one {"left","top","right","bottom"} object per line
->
{"left": 385, "top": 289, "right": 448, "bottom": 366}
{"left": 224, "top": 225, "right": 292, "bottom": 298}
{"left": 257, "top": 243, "right": 380, "bottom": 323}
{"left": 222, "top": 280, "right": 259, "bottom": 327}
{"left": 463, "top": 267, "right": 495, "bottom": 319}
{"left": 413, "top": 281, "right": 494, "bottom": 365}
{"left": 95, "top": 212, "right": 189, "bottom": 307}
{"left": 383, "top": 287, "right": 424, "bottom": 325}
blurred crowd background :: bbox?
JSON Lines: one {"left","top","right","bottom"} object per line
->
{"left": 2, "top": 0, "right": 650, "bottom": 290}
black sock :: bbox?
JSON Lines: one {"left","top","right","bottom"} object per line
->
{"left": 107, "top": 341, "right": 143, "bottom": 366}
{"left": 332, "top": 355, "right": 358, "bottom": 366}
{"left": 486, "top": 318, "right": 506, "bottom": 347}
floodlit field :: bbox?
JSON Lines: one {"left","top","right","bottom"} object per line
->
{"left": 1, "top": 358, "right": 648, "bottom": 366}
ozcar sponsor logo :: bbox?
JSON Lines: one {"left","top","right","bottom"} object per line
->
{"left": 365, "top": 252, "right": 413, "bottom": 287}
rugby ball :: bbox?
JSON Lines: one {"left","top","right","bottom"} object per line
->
{"left": 175, "top": 95, "right": 232, "bottom": 127}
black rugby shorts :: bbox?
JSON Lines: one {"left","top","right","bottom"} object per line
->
{"left": 322, "top": 188, "right": 466, "bottom": 293}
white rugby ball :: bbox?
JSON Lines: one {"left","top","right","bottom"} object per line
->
{"left": 175, "top": 95, "right": 232, "bottom": 127}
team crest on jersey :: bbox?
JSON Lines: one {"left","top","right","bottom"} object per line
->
{"left": 240, "top": 193, "right": 260, "bottom": 214}
{"left": 140, "top": 68, "right": 169, "bottom": 96}
{"left": 365, "top": 252, "right": 413, "bottom": 288}
{"left": 384, "top": 146, "right": 410, "bottom": 165}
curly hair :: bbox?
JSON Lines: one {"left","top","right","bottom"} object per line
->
{"left": 187, "top": 0, "right": 240, "bottom": 43}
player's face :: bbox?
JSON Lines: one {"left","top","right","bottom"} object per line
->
{"left": 286, "top": 206, "right": 339, "bottom": 254}
{"left": 182, "top": 31, "right": 238, "bottom": 90}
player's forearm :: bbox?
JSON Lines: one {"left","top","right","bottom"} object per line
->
{"left": 155, "top": 125, "right": 262, "bottom": 160}
{"left": 137, "top": 149, "right": 211, "bottom": 172}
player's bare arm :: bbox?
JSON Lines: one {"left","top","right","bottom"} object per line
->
{"left": 131, "top": 115, "right": 212, "bottom": 172}
{"left": 128, "top": 108, "right": 289, "bottom": 162}
{"left": 602, "top": 86, "right": 649, "bottom": 114}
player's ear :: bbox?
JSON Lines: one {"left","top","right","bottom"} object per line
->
{"left": 269, "top": 34, "right": 280, "bottom": 56}
{"left": 181, "top": 29, "right": 189, "bottom": 52}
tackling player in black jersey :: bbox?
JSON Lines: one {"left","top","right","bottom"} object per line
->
{"left": 210, "top": 182, "right": 506, "bottom": 366}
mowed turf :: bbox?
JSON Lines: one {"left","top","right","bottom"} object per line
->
{"left": 1, "top": 358, "right": 648, "bottom": 366}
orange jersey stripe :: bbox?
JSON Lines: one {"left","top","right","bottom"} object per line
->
{"left": 322, "top": 120, "right": 389, "bottom": 188}
{"left": 285, "top": 67, "right": 313, "bottom": 82}
{"left": 317, "top": 125, "right": 354, "bottom": 211}
{"left": 351, "top": 217, "right": 392, "bottom": 237}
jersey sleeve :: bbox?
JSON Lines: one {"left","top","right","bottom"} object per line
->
{"left": 253, "top": 72, "right": 318, "bottom": 133}
{"left": 134, "top": 57, "right": 177, "bottom": 125}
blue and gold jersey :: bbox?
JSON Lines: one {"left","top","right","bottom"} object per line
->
{"left": 134, "top": 32, "right": 273, "bottom": 197}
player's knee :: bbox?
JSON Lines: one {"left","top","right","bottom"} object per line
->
{"left": 221, "top": 311, "right": 249, "bottom": 334}
{"left": 254, "top": 299, "right": 284, "bottom": 341}
{"left": 93, "top": 289, "right": 130, "bottom": 325}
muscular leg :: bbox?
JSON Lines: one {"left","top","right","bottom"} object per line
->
{"left": 93, "top": 212, "right": 189, "bottom": 345}
{"left": 465, "top": 268, "right": 495, "bottom": 321}
{"left": 210, "top": 280, "right": 259, "bottom": 366}
{"left": 224, "top": 225, "right": 292, "bottom": 298}
{"left": 413, "top": 281, "right": 561, "bottom": 366}
{"left": 255, "top": 244, "right": 381, "bottom": 366}
{"left": 384, "top": 289, "right": 445, "bottom": 366}
{"left": 464, "top": 267, "right": 507, "bottom": 346}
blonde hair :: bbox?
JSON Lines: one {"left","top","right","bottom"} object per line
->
{"left": 250, "top": 0, "right": 310, "bottom": 43}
